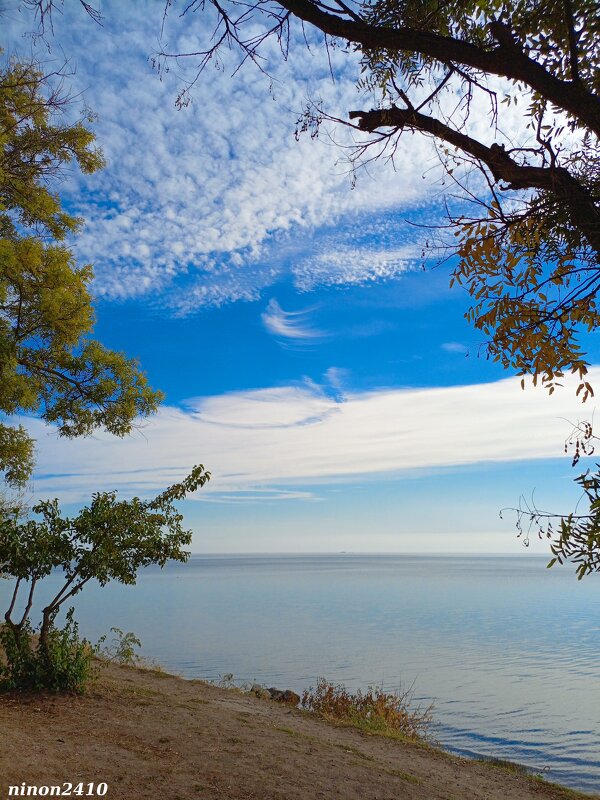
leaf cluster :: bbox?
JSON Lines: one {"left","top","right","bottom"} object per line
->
{"left": 512, "top": 467, "right": 600, "bottom": 579}
{"left": 0, "top": 58, "right": 163, "bottom": 487}
{"left": 452, "top": 205, "right": 598, "bottom": 398}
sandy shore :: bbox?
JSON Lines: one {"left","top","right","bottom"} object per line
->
{"left": 0, "top": 661, "right": 596, "bottom": 800}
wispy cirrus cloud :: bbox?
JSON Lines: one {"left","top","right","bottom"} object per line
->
{"left": 261, "top": 299, "right": 324, "bottom": 343}
{"left": 442, "top": 342, "right": 469, "bottom": 354}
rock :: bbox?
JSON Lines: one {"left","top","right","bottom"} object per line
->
{"left": 250, "top": 683, "right": 271, "bottom": 700}
{"left": 267, "top": 687, "right": 300, "bottom": 706}
{"left": 282, "top": 690, "right": 301, "bottom": 706}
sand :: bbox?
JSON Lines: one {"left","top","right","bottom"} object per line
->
{"left": 0, "top": 661, "right": 596, "bottom": 800}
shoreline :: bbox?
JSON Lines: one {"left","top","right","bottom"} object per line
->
{"left": 1, "top": 660, "right": 597, "bottom": 800}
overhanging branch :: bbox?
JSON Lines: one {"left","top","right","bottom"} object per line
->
{"left": 277, "top": 0, "right": 600, "bottom": 136}
{"left": 348, "top": 105, "right": 600, "bottom": 256}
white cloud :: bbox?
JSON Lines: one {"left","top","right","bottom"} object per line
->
{"left": 3, "top": 1, "right": 442, "bottom": 311}
{"left": 21, "top": 369, "right": 600, "bottom": 504}
{"left": 442, "top": 342, "right": 468, "bottom": 354}
{"left": 261, "top": 299, "right": 324, "bottom": 342}
{"left": 293, "top": 246, "right": 417, "bottom": 291}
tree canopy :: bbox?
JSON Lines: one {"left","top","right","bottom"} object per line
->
{"left": 0, "top": 58, "right": 163, "bottom": 488}
{"left": 0, "top": 464, "right": 210, "bottom": 690}
{"left": 156, "top": 0, "right": 599, "bottom": 397}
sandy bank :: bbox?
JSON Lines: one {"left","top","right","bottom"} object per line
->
{"left": 0, "top": 662, "right": 596, "bottom": 800}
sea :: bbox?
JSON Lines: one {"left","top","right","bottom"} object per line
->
{"left": 2, "top": 554, "right": 599, "bottom": 793}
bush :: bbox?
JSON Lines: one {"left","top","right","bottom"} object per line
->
{"left": 0, "top": 609, "right": 96, "bottom": 693}
{"left": 101, "top": 627, "right": 142, "bottom": 666}
{"left": 0, "top": 620, "right": 38, "bottom": 690}
{"left": 301, "top": 679, "right": 432, "bottom": 740}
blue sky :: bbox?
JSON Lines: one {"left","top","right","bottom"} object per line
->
{"left": 3, "top": 0, "right": 599, "bottom": 554}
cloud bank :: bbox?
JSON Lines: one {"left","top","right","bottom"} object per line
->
{"left": 22, "top": 370, "right": 598, "bottom": 504}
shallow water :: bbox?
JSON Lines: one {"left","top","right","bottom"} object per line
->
{"left": 3, "top": 554, "right": 599, "bottom": 793}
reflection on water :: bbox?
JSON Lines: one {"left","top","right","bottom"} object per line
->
{"left": 2, "top": 555, "right": 599, "bottom": 793}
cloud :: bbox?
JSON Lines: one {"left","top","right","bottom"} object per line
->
{"left": 262, "top": 299, "right": 324, "bottom": 342}
{"left": 293, "top": 246, "right": 417, "bottom": 291}
{"left": 324, "top": 367, "right": 349, "bottom": 391}
{"left": 21, "top": 369, "right": 600, "bottom": 504}
{"left": 441, "top": 342, "right": 469, "bottom": 354}
{"left": 3, "top": 1, "right": 442, "bottom": 312}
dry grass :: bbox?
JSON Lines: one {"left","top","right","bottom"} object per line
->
{"left": 301, "top": 678, "right": 433, "bottom": 740}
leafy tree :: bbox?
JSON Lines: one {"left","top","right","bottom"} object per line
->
{"left": 20, "top": 2, "right": 600, "bottom": 574}
{"left": 0, "top": 464, "right": 210, "bottom": 690}
{"left": 0, "top": 57, "right": 163, "bottom": 488}
{"left": 152, "top": 0, "right": 600, "bottom": 397}
{"left": 154, "top": 0, "right": 600, "bottom": 574}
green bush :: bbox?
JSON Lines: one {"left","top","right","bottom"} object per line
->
{"left": 101, "top": 627, "right": 142, "bottom": 666}
{"left": 0, "top": 620, "right": 38, "bottom": 690}
{"left": 0, "top": 609, "right": 96, "bottom": 693}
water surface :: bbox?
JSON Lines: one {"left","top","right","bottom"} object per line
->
{"left": 3, "top": 554, "right": 599, "bottom": 793}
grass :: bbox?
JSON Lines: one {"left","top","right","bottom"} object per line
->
{"left": 477, "top": 756, "right": 595, "bottom": 799}
{"left": 300, "top": 679, "right": 432, "bottom": 741}
{"left": 478, "top": 756, "right": 531, "bottom": 775}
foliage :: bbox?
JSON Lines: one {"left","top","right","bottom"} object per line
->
{"left": 149, "top": 0, "right": 600, "bottom": 397}
{"left": 301, "top": 678, "right": 432, "bottom": 739}
{"left": 150, "top": 0, "right": 600, "bottom": 573}
{"left": 0, "top": 57, "right": 163, "bottom": 487}
{"left": 0, "top": 464, "right": 210, "bottom": 691}
{"left": 508, "top": 420, "right": 600, "bottom": 579}
{"left": 101, "top": 627, "right": 142, "bottom": 666}
{"left": 0, "top": 609, "right": 97, "bottom": 693}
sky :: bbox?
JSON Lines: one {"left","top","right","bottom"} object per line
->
{"left": 2, "top": 0, "right": 599, "bottom": 554}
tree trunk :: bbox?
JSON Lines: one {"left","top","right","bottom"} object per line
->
{"left": 39, "top": 606, "right": 54, "bottom": 660}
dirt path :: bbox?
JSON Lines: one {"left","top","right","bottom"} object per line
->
{"left": 0, "top": 662, "right": 595, "bottom": 800}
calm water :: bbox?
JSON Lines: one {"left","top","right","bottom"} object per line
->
{"left": 3, "top": 554, "right": 599, "bottom": 793}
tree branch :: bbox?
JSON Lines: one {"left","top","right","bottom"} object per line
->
{"left": 563, "top": 0, "right": 581, "bottom": 85}
{"left": 277, "top": 0, "right": 600, "bottom": 136}
{"left": 19, "top": 577, "right": 37, "bottom": 627}
{"left": 348, "top": 105, "right": 600, "bottom": 256}
{"left": 5, "top": 577, "right": 22, "bottom": 623}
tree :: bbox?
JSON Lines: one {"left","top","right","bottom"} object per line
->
{"left": 153, "top": 0, "right": 599, "bottom": 396}
{"left": 0, "top": 57, "right": 163, "bottom": 488}
{"left": 155, "top": 0, "right": 600, "bottom": 575}
{"left": 0, "top": 464, "right": 210, "bottom": 690}
{"left": 20, "top": 2, "right": 600, "bottom": 574}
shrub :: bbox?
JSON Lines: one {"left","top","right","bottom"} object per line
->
{"left": 0, "top": 609, "right": 96, "bottom": 694}
{"left": 101, "top": 628, "right": 142, "bottom": 666}
{"left": 301, "top": 679, "right": 432, "bottom": 740}
{"left": 0, "top": 620, "right": 38, "bottom": 690}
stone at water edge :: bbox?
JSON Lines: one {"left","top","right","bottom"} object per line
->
{"left": 282, "top": 690, "right": 301, "bottom": 706}
{"left": 268, "top": 688, "right": 300, "bottom": 706}
{"left": 250, "top": 683, "right": 272, "bottom": 700}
